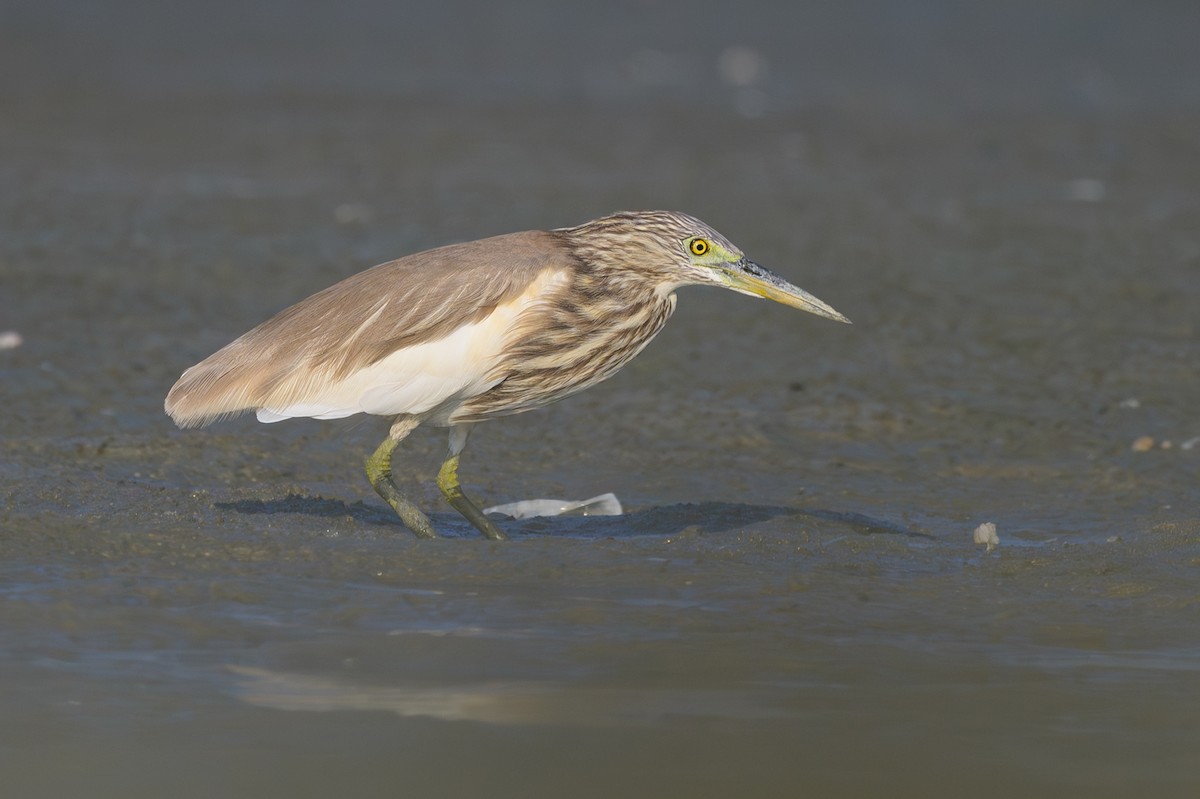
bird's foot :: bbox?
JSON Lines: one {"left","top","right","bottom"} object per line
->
{"left": 365, "top": 436, "right": 439, "bottom": 539}
{"left": 371, "top": 476, "right": 439, "bottom": 539}
{"left": 437, "top": 453, "right": 507, "bottom": 541}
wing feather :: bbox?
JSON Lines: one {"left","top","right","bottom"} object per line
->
{"left": 165, "top": 230, "right": 573, "bottom": 427}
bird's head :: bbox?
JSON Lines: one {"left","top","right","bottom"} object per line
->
{"left": 566, "top": 211, "right": 850, "bottom": 324}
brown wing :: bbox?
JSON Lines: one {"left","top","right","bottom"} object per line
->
{"left": 165, "top": 230, "right": 572, "bottom": 427}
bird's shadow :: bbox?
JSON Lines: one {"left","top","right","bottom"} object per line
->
{"left": 215, "top": 494, "right": 933, "bottom": 540}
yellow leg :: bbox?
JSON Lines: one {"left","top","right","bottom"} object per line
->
{"left": 364, "top": 418, "right": 438, "bottom": 539}
{"left": 437, "top": 425, "right": 506, "bottom": 541}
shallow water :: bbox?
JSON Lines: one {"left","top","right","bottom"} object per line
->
{"left": 2, "top": 1, "right": 1199, "bottom": 796}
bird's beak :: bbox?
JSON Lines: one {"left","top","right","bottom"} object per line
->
{"left": 717, "top": 259, "right": 851, "bottom": 324}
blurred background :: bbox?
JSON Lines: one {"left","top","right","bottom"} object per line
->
{"left": 2, "top": 1, "right": 1198, "bottom": 797}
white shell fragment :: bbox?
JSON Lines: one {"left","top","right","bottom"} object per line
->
{"left": 0, "top": 331, "right": 22, "bottom": 350}
{"left": 973, "top": 522, "right": 1000, "bottom": 552}
{"left": 484, "top": 493, "right": 623, "bottom": 520}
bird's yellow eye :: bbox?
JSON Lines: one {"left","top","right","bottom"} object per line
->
{"left": 689, "top": 238, "right": 709, "bottom": 256}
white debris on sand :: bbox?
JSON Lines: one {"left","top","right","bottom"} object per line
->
{"left": 973, "top": 522, "right": 999, "bottom": 552}
{"left": 484, "top": 493, "right": 623, "bottom": 520}
{"left": 0, "top": 331, "right": 22, "bottom": 350}
{"left": 1130, "top": 435, "right": 1198, "bottom": 452}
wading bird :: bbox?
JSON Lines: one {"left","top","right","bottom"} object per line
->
{"left": 165, "top": 211, "right": 849, "bottom": 540}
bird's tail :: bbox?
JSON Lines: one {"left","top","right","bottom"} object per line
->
{"left": 164, "top": 358, "right": 261, "bottom": 428}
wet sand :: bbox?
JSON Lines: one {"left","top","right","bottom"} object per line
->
{"left": 2, "top": 1, "right": 1199, "bottom": 796}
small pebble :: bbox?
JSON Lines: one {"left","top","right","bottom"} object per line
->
{"left": 973, "top": 522, "right": 999, "bottom": 552}
{"left": 0, "top": 331, "right": 22, "bottom": 350}
{"left": 1131, "top": 436, "right": 1155, "bottom": 452}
